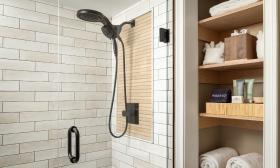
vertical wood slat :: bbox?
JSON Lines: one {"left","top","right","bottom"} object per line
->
{"left": 116, "top": 12, "right": 152, "bottom": 140}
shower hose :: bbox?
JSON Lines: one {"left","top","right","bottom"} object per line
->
{"left": 108, "top": 37, "right": 128, "bottom": 138}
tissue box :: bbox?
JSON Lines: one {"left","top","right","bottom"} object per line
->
{"left": 224, "top": 34, "right": 257, "bottom": 61}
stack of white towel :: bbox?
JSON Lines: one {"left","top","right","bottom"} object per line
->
{"left": 200, "top": 147, "right": 263, "bottom": 168}
{"left": 209, "top": 0, "right": 261, "bottom": 16}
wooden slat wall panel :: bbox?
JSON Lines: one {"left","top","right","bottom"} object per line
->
{"left": 116, "top": 12, "right": 152, "bottom": 140}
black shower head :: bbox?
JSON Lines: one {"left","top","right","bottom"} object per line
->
{"left": 77, "top": 9, "right": 112, "bottom": 26}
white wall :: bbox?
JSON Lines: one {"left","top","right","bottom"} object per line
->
{"left": 111, "top": 0, "right": 173, "bottom": 167}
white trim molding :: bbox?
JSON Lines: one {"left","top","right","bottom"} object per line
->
{"left": 175, "top": 0, "right": 199, "bottom": 167}
{"left": 264, "top": 0, "right": 279, "bottom": 167}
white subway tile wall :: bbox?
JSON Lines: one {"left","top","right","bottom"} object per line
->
{"left": 0, "top": 0, "right": 113, "bottom": 168}
{"left": 111, "top": 0, "right": 173, "bottom": 167}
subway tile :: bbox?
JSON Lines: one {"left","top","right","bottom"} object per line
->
{"left": 133, "top": 158, "right": 161, "bottom": 168}
{"left": 81, "top": 142, "right": 110, "bottom": 154}
{"left": 0, "top": 144, "right": 19, "bottom": 157}
{"left": 4, "top": 6, "right": 49, "bottom": 23}
{"left": 3, "top": 131, "right": 48, "bottom": 144}
{"left": 36, "top": 32, "right": 74, "bottom": 46}
{"left": 20, "top": 81, "right": 60, "bottom": 91}
{"left": 4, "top": 38, "right": 48, "bottom": 52}
{"left": 49, "top": 44, "right": 85, "bottom": 56}
{"left": 96, "top": 59, "right": 111, "bottom": 67}
{"left": 36, "top": 2, "right": 74, "bottom": 19}
{"left": 0, "top": 81, "right": 19, "bottom": 91}
{"left": 20, "top": 19, "right": 58, "bottom": 35}
{"left": 63, "top": 28, "right": 96, "bottom": 40}
{"left": 0, "top": 26, "right": 35, "bottom": 40}
{"left": 86, "top": 101, "right": 109, "bottom": 109}
{"left": 61, "top": 109, "right": 96, "bottom": 120}
{"left": 112, "top": 142, "right": 127, "bottom": 153}
{"left": 127, "top": 147, "right": 150, "bottom": 162}
{"left": 0, "top": 92, "right": 34, "bottom": 101}
{"left": 0, "top": 122, "right": 34, "bottom": 134}
{"left": 112, "top": 151, "right": 133, "bottom": 166}
{"left": 75, "top": 65, "right": 106, "bottom": 75}
{"left": 62, "top": 55, "right": 96, "bottom": 66}
{"left": 61, "top": 161, "right": 97, "bottom": 168}
{"left": 3, "top": 102, "right": 48, "bottom": 112}
{"left": 0, "top": 48, "right": 19, "bottom": 60}
{"left": 35, "top": 149, "right": 58, "bottom": 161}
{"left": 86, "top": 125, "right": 108, "bottom": 135}
{"left": 0, "top": 113, "right": 19, "bottom": 124}
{"left": 75, "top": 92, "right": 107, "bottom": 101}
{"left": 2, "top": 160, "right": 48, "bottom": 168}
{"left": 3, "top": 70, "right": 48, "bottom": 81}
{"left": 49, "top": 73, "right": 85, "bottom": 83}
{"left": 0, "top": 102, "right": 2, "bottom": 112}
{"left": 86, "top": 75, "right": 111, "bottom": 84}
{"left": 96, "top": 157, "right": 112, "bottom": 167}
{"left": 0, "top": 153, "right": 34, "bottom": 167}
{"left": 36, "top": 62, "right": 74, "bottom": 73}
{"left": 150, "top": 154, "right": 167, "bottom": 168}
{"left": 49, "top": 101, "right": 85, "bottom": 111}
{"left": 96, "top": 134, "right": 111, "bottom": 142}
{"left": 0, "top": 15, "right": 19, "bottom": 28}
{"left": 75, "top": 39, "right": 106, "bottom": 50}
{"left": 75, "top": 117, "right": 106, "bottom": 127}
{"left": 35, "top": 120, "right": 74, "bottom": 131}
{"left": 62, "top": 83, "right": 96, "bottom": 91}
{"left": 20, "top": 111, "right": 59, "bottom": 122}
{"left": 96, "top": 33, "right": 107, "bottom": 43}
{"left": 0, "top": 59, "right": 35, "bottom": 71}
{"left": 20, "top": 50, "right": 59, "bottom": 63}
{"left": 86, "top": 23, "right": 102, "bottom": 33}
{"left": 50, "top": 16, "right": 85, "bottom": 30}
{"left": 86, "top": 149, "right": 111, "bottom": 161}
{"left": 86, "top": 49, "right": 111, "bottom": 59}
{"left": 35, "top": 92, "right": 74, "bottom": 101}
{"left": 0, "top": 0, "right": 35, "bottom": 10}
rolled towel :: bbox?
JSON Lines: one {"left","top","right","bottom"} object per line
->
{"left": 200, "top": 147, "right": 238, "bottom": 168}
{"left": 209, "top": 0, "right": 260, "bottom": 16}
{"left": 226, "top": 153, "right": 263, "bottom": 168}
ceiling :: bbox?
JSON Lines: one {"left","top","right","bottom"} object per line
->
{"left": 61, "top": 0, "right": 141, "bottom": 18}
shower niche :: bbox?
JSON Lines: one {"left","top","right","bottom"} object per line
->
{"left": 197, "top": 0, "right": 264, "bottom": 158}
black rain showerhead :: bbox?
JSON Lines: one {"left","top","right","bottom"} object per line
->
{"left": 77, "top": 9, "right": 112, "bottom": 26}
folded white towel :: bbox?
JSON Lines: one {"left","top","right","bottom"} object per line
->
{"left": 200, "top": 147, "right": 238, "bottom": 168}
{"left": 210, "top": 0, "right": 260, "bottom": 16}
{"left": 226, "top": 153, "right": 263, "bottom": 168}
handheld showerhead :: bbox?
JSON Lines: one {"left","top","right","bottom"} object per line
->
{"left": 77, "top": 9, "right": 111, "bottom": 26}
{"left": 76, "top": 9, "right": 136, "bottom": 138}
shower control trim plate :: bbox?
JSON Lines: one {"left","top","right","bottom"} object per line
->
{"left": 122, "top": 103, "right": 139, "bottom": 124}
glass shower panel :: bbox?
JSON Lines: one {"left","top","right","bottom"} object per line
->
{"left": 60, "top": 0, "right": 173, "bottom": 168}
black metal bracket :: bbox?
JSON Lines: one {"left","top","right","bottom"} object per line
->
{"left": 159, "top": 28, "right": 170, "bottom": 43}
{"left": 122, "top": 103, "right": 139, "bottom": 124}
{"left": 68, "top": 126, "right": 80, "bottom": 163}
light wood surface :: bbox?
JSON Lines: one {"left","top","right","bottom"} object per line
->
{"left": 199, "top": 1, "right": 263, "bottom": 31}
{"left": 199, "top": 116, "right": 263, "bottom": 130}
{"left": 199, "top": 59, "right": 263, "bottom": 71}
{"left": 200, "top": 113, "right": 263, "bottom": 121}
{"left": 116, "top": 12, "right": 152, "bottom": 141}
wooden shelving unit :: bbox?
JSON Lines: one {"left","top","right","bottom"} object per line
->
{"left": 200, "top": 113, "right": 263, "bottom": 121}
{"left": 199, "top": 59, "right": 263, "bottom": 71}
{"left": 199, "top": 1, "right": 263, "bottom": 31}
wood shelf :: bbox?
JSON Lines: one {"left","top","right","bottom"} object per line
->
{"left": 200, "top": 113, "right": 263, "bottom": 121}
{"left": 199, "top": 116, "right": 263, "bottom": 130}
{"left": 199, "top": 1, "right": 263, "bottom": 31}
{"left": 199, "top": 59, "right": 263, "bottom": 71}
